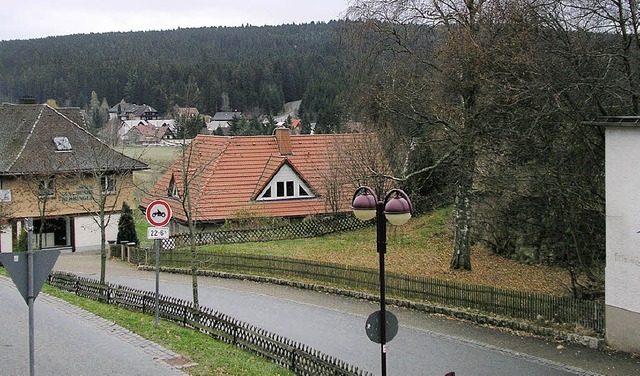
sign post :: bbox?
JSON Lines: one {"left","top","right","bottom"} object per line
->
{"left": 0, "top": 218, "right": 60, "bottom": 376}
{"left": 146, "top": 200, "right": 172, "bottom": 328}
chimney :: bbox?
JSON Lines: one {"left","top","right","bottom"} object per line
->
{"left": 274, "top": 127, "right": 292, "bottom": 155}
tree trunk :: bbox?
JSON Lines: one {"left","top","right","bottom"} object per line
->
{"left": 189, "top": 221, "right": 199, "bottom": 312}
{"left": 450, "top": 139, "right": 475, "bottom": 271}
{"left": 450, "top": 177, "right": 473, "bottom": 270}
{"left": 100, "top": 214, "right": 107, "bottom": 284}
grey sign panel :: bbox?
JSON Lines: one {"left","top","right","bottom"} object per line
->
{"left": 0, "top": 249, "right": 60, "bottom": 304}
{"left": 365, "top": 310, "right": 399, "bottom": 344}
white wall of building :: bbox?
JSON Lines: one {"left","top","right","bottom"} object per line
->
{"left": 0, "top": 224, "right": 12, "bottom": 252}
{"left": 605, "top": 125, "right": 640, "bottom": 352}
{"left": 73, "top": 214, "right": 120, "bottom": 252}
{"left": 605, "top": 127, "right": 640, "bottom": 312}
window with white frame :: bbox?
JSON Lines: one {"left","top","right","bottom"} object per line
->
{"left": 257, "top": 164, "right": 313, "bottom": 201}
{"left": 53, "top": 136, "right": 72, "bottom": 152}
{"left": 38, "top": 177, "right": 55, "bottom": 198}
{"left": 101, "top": 175, "right": 116, "bottom": 195}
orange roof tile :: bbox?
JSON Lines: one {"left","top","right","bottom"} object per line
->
{"left": 140, "top": 131, "right": 389, "bottom": 222}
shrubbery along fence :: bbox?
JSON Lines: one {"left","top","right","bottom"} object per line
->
{"left": 47, "top": 271, "right": 372, "bottom": 376}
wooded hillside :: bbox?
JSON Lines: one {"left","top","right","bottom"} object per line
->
{"left": 0, "top": 22, "right": 346, "bottom": 129}
{"left": 1, "top": 12, "right": 627, "bottom": 299}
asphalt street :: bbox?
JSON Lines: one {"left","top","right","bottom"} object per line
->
{"left": 44, "top": 252, "right": 640, "bottom": 376}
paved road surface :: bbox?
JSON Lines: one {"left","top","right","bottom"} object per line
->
{"left": 47, "top": 253, "right": 640, "bottom": 375}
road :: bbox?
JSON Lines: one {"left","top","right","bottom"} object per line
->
{"left": 54, "top": 253, "right": 640, "bottom": 376}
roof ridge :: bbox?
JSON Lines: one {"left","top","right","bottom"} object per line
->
{"left": 8, "top": 105, "right": 45, "bottom": 171}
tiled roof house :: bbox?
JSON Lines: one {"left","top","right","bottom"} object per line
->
{"left": 141, "top": 128, "right": 387, "bottom": 228}
{"left": 122, "top": 122, "right": 176, "bottom": 145}
{"left": 0, "top": 103, "right": 148, "bottom": 252}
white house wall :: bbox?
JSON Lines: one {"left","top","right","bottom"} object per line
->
{"left": 0, "top": 224, "right": 11, "bottom": 252}
{"left": 605, "top": 125, "right": 640, "bottom": 353}
{"left": 73, "top": 214, "right": 120, "bottom": 252}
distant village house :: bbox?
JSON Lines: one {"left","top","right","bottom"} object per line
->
{"left": 108, "top": 100, "right": 160, "bottom": 121}
{"left": 206, "top": 111, "right": 242, "bottom": 135}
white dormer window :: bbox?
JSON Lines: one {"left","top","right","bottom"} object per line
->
{"left": 257, "top": 164, "right": 314, "bottom": 201}
{"left": 53, "top": 137, "right": 72, "bottom": 151}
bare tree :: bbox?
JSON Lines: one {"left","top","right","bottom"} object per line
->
{"left": 345, "top": 0, "right": 616, "bottom": 278}
{"left": 346, "top": 0, "right": 496, "bottom": 270}
{"left": 321, "top": 132, "right": 395, "bottom": 207}
{"left": 166, "top": 133, "right": 223, "bottom": 312}
{"left": 66, "top": 144, "right": 146, "bottom": 284}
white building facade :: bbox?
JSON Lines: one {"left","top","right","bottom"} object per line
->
{"left": 604, "top": 120, "right": 640, "bottom": 353}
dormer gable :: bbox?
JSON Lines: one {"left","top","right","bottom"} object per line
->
{"left": 256, "top": 161, "right": 314, "bottom": 201}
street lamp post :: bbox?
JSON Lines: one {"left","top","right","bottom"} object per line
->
{"left": 352, "top": 186, "right": 413, "bottom": 376}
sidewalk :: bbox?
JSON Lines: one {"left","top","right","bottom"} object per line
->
{"left": 0, "top": 273, "right": 192, "bottom": 375}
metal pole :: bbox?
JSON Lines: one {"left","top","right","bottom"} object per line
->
{"left": 26, "top": 218, "right": 35, "bottom": 376}
{"left": 375, "top": 202, "right": 387, "bottom": 376}
{"left": 154, "top": 238, "right": 160, "bottom": 328}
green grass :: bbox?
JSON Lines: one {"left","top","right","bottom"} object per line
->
{"left": 40, "top": 282, "right": 292, "bottom": 376}
{"left": 121, "top": 145, "right": 181, "bottom": 172}
{"left": 122, "top": 145, "right": 181, "bottom": 208}
{"left": 160, "top": 207, "right": 571, "bottom": 296}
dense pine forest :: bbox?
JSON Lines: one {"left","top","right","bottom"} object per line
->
{"left": 0, "top": 22, "right": 347, "bottom": 128}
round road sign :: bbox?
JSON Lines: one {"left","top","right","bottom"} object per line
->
{"left": 365, "top": 310, "right": 398, "bottom": 344}
{"left": 146, "top": 200, "right": 172, "bottom": 227}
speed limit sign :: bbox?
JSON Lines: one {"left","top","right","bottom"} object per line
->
{"left": 146, "top": 200, "right": 172, "bottom": 227}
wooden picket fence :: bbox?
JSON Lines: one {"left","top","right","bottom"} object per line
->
{"left": 47, "top": 271, "right": 372, "bottom": 376}
{"left": 161, "top": 214, "right": 370, "bottom": 249}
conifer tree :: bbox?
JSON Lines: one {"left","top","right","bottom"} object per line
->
{"left": 117, "top": 202, "right": 138, "bottom": 245}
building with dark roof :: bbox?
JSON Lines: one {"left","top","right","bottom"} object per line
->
{"left": 0, "top": 103, "right": 148, "bottom": 252}
{"left": 108, "top": 101, "right": 160, "bottom": 121}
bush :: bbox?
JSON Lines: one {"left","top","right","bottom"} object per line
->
{"left": 13, "top": 228, "right": 27, "bottom": 252}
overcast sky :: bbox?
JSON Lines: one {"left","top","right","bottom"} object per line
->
{"left": 0, "top": 0, "right": 350, "bottom": 41}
